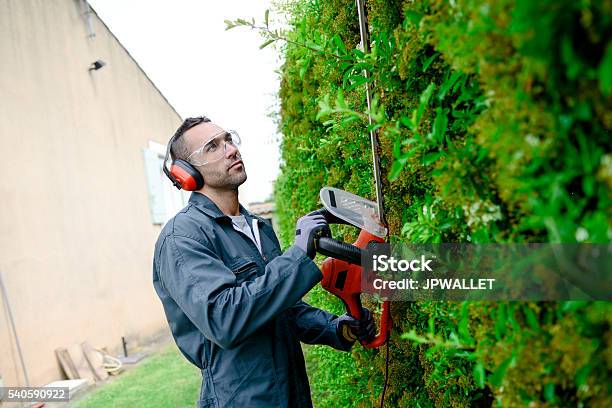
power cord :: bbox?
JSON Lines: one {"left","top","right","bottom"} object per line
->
{"left": 379, "top": 337, "right": 390, "bottom": 408}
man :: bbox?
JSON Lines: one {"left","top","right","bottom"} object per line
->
{"left": 152, "top": 116, "right": 376, "bottom": 407}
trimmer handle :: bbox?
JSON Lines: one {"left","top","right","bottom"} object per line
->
{"left": 312, "top": 208, "right": 363, "bottom": 265}
{"left": 310, "top": 208, "right": 351, "bottom": 226}
{"left": 346, "top": 296, "right": 391, "bottom": 349}
{"left": 317, "top": 237, "right": 362, "bottom": 265}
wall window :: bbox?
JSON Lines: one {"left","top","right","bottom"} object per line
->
{"left": 142, "top": 141, "right": 190, "bottom": 225}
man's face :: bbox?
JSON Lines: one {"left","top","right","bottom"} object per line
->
{"left": 184, "top": 122, "right": 247, "bottom": 190}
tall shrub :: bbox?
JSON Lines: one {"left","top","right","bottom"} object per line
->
{"left": 271, "top": 0, "right": 611, "bottom": 406}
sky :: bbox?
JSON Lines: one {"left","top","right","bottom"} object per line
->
{"left": 88, "top": 0, "right": 283, "bottom": 204}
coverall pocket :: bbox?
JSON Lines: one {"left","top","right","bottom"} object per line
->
{"left": 230, "top": 259, "right": 259, "bottom": 284}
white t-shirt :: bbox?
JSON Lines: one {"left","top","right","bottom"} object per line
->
{"left": 229, "top": 214, "right": 262, "bottom": 254}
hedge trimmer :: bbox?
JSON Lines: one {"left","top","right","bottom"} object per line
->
{"left": 313, "top": 187, "right": 390, "bottom": 349}
{"left": 312, "top": 0, "right": 390, "bottom": 347}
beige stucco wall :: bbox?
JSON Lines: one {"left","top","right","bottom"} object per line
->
{"left": 0, "top": 0, "right": 181, "bottom": 387}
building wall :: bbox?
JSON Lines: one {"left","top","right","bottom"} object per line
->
{"left": 0, "top": 0, "right": 181, "bottom": 387}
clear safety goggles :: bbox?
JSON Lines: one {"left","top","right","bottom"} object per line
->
{"left": 186, "top": 130, "right": 241, "bottom": 166}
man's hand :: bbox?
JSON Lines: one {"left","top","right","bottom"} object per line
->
{"left": 337, "top": 308, "right": 377, "bottom": 344}
{"left": 294, "top": 212, "right": 331, "bottom": 259}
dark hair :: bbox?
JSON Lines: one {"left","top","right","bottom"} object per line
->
{"left": 170, "top": 116, "right": 211, "bottom": 161}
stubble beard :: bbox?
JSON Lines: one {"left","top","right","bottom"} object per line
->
{"left": 204, "top": 167, "right": 247, "bottom": 191}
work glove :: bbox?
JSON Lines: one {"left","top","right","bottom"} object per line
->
{"left": 337, "top": 308, "right": 376, "bottom": 344}
{"left": 294, "top": 211, "right": 331, "bottom": 259}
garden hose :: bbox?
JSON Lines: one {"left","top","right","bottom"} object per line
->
{"left": 94, "top": 348, "right": 123, "bottom": 374}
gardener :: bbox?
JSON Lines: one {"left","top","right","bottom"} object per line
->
{"left": 152, "top": 116, "right": 376, "bottom": 408}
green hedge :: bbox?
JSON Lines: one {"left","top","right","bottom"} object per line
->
{"left": 273, "top": 0, "right": 611, "bottom": 406}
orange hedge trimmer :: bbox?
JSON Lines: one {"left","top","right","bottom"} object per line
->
{"left": 313, "top": 188, "right": 391, "bottom": 349}
{"left": 313, "top": 0, "right": 391, "bottom": 349}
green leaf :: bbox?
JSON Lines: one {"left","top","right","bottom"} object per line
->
{"left": 523, "top": 306, "right": 540, "bottom": 331}
{"left": 432, "top": 107, "right": 448, "bottom": 144}
{"left": 438, "top": 70, "right": 463, "bottom": 100}
{"left": 345, "top": 75, "right": 370, "bottom": 91}
{"left": 264, "top": 9, "right": 269, "bottom": 27}
{"left": 401, "top": 329, "right": 429, "bottom": 344}
{"left": 473, "top": 362, "right": 486, "bottom": 388}
{"left": 575, "top": 363, "right": 592, "bottom": 387}
{"left": 507, "top": 303, "right": 521, "bottom": 332}
{"left": 259, "top": 39, "right": 275, "bottom": 49}
{"left": 598, "top": 42, "right": 612, "bottom": 95}
{"left": 543, "top": 383, "right": 556, "bottom": 403}
{"left": 316, "top": 95, "right": 332, "bottom": 120}
{"left": 416, "top": 83, "right": 435, "bottom": 126}
{"left": 335, "top": 89, "right": 347, "bottom": 109}
{"left": 422, "top": 52, "right": 440, "bottom": 73}
{"left": 458, "top": 302, "right": 474, "bottom": 344}
{"left": 402, "top": 137, "right": 418, "bottom": 146}
{"left": 400, "top": 115, "right": 412, "bottom": 128}
{"left": 389, "top": 158, "right": 407, "bottom": 181}
{"left": 561, "top": 301, "right": 589, "bottom": 313}
{"left": 333, "top": 34, "right": 346, "bottom": 53}
{"left": 351, "top": 48, "right": 365, "bottom": 59}
{"left": 369, "top": 96, "right": 386, "bottom": 123}
{"left": 224, "top": 20, "right": 236, "bottom": 30}
{"left": 392, "top": 139, "right": 402, "bottom": 158}
{"left": 423, "top": 152, "right": 442, "bottom": 166}
{"left": 494, "top": 303, "right": 507, "bottom": 340}
{"left": 405, "top": 10, "right": 423, "bottom": 27}
{"left": 297, "top": 57, "right": 312, "bottom": 80}
{"left": 489, "top": 355, "right": 514, "bottom": 388}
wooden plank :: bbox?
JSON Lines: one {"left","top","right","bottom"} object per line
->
{"left": 81, "top": 341, "right": 109, "bottom": 382}
{"left": 65, "top": 343, "right": 96, "bottom": 383}
{"left": 55, "top": 348, "right": 79, "bottom": 380}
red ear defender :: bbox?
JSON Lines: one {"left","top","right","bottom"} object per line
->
{"left": 170, "top": 159, "right": 204, "bottom": 191}
{"left": 163, "top": 118, "right": 209, "bottom": 191}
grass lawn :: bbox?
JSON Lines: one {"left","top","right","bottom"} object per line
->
{"left": 72, "top": 344, "right": 201, "bottom": 407}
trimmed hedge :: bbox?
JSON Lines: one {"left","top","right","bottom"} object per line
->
{"left": 273, "top": 0, "right": 611, "bottom": 406}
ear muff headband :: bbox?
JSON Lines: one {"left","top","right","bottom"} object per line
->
{"left": 163, "top": 132, "right": 204, "bottom": 191}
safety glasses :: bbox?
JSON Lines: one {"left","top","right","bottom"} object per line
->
{"left": 186, "top": 130, "right": 241, "bottom": 166}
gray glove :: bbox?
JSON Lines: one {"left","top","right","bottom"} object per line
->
{"left": 294, "top": 211, "right": 331, "bottom": 259}
{"left": 337, "top": 308, "right": 376, "bottom": 344}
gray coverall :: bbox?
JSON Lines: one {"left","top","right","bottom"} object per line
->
{"left": 152, "top": 192, "right": 353, "bottom": 407}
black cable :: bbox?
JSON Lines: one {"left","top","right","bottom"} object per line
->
{"left": 379, "top": 337, "right": 390, "bottom": 408}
